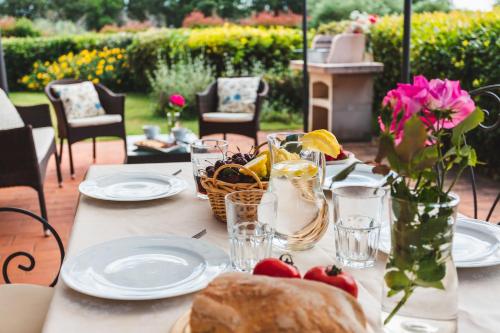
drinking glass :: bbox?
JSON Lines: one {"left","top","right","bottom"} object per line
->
{"left": 332, "top": 186, "right": 385, "bottom": 268}
{"left": 225, "top": 190, "right": 278, "bottom": 272}
{"left": 190, "top": 139, "right": 228, "bottom": 199}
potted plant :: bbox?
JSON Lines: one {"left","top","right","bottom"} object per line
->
{"left": 373, "top": 76, "right": 484, "bottom": 330}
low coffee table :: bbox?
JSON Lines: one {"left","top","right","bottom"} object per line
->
{"left": 126, "top": 134, "right": 191, "bottom": 164}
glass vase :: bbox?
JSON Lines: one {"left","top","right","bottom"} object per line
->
{"left": 166, "top": 111, "right": 180, "bottom": 134}
{"left": 381, "top": 193, "right": 459, "bottom": 333}
{"left": 267, "top": 133, "right": 328, "bottom": 251}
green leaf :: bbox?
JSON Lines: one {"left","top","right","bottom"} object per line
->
{"left": 414, "top": 279, "right": 445, "bottom": 290}
{"left": 416, "top": 257, "right": 446, "bottom": 282}
{"left": 395, "top": 115, "right": 427, "bottom": 163}
{"left": 467, "top": 148, "right": 477, "bottom": 166}
{"left": 451, "top": 108, "right": 484, "bottom": 145}
{"left": 385, "top": 270, "right": 411, "bottom": 291}
{"left": 412, "top": 145, "right": 438, "bottom": 171}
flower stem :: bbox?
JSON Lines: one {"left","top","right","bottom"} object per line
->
{"left": 384, "top": 287, "right": 414, "bottom": 325}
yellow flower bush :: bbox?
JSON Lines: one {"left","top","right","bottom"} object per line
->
{"left": 21, "top": 47, "right": 128, "bottom": 91}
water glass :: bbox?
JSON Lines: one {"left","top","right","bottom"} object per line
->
{"left": 225, "top": 190, "right": 278, "bottom": 272}
{"left": 190, "top": 139, "right": 228, "bottom": 199}
{"left": 332, "top": 186, "right": 385, "bottom": 268}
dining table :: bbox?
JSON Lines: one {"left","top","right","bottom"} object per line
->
{"left": 42, "top": 162, "right": 500, "bottom": 333}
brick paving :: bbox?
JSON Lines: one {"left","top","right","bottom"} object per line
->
{"left": 0, "top": 133, "right": 498, "bottom": 285}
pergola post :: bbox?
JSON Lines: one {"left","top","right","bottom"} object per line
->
{"left": 302, "top": 0, "right": 309, "bottom": 131}
{"left": 402, "top": 0, "right": 412, "bottom": 83}
{"left": 0, "top": 31, "right": 8, "bottom": 94}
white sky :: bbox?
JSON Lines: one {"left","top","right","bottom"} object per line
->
{"left": 452, "top": 0, "right": 495, "bottom": 11}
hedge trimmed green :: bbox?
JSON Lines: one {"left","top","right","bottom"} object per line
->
{"left": 3, "top": 33, "right": 134, "bottom": 90}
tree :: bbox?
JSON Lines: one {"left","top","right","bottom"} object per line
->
{"left": 0, "top": 0, "right": 50, "bottom": 18}
{"left": 250, "top": 0, "right": 303, "bottom": 14}
{"left": 50, "top": 0, "right": 125, "bottom": 30}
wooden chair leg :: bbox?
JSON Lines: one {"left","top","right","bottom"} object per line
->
{"left": 223, "top": 133, "right": 227, "bottom": 140}
{"left": 54, "top": 149, "right": 63, "bottom": 188}
{"left": 59, "top": 138, "right": 64, "bottom": 161}
{"left": 36, "top": 187, "right": 50, "bottom": 237}
{"left": 92, "top": 137, "right": 96, "bottom": 163}
{"left": 68, "top": 142, "right": 75, "bottom": 179}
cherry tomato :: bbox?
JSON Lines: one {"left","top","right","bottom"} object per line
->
{"left": 304, "top": 265, "right": 358, "bottom": 298}
{"left": 253, "top": 254, "right": 301, "bottom": 278}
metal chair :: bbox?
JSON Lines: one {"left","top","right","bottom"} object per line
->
{"left": 468, "top": 84, "right": 500, "bottom": 224}
{"left": 0, "top": 207, "right": 65, "bottom": 333}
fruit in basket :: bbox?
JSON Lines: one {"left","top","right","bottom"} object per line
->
{"left": 253, "top": 254, "right": 301, "bottom": 278}
{"left": 304, "top": 265, "right": 358, "bottom": 298}
{"left": 240, "top": 154, "right": 268, "bottom": 178}
{"left": 302, "top": 129, "right": 341, "bottom": 158}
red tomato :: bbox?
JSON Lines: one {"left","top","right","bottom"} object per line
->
{"left": 304, "top": 265, "right": 358, "bottom": 298}
{"left": 253, "top": 254, "right": 301, "bottom": 278}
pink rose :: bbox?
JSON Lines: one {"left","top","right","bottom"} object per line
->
{"left": 169, "top": 94, "right": 185, "bottom": 108}
{"left": 368, "top": 15, "right": 378, "bottom": 24}
{"left": 426, "top": 79, "right": 475, "bottom": 128}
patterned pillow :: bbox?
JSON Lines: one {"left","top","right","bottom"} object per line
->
{"left": 52, "top": 82, "right": 105, "bottom": 120}
{"left": 217, "top": 77, "right": 260, "bottom": 113}
{"left": 0, "top": 88, "right": 24, "bottom": 130}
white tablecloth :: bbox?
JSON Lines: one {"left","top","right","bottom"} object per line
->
{"left": 42, "top": 163, "right": 500, "bottom": 332}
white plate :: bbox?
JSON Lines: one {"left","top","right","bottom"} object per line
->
{"left": 323, "top": 163, "right": 390, "bottom": 190}
{"left": 325, "top": 151, "right": 356, "bottom": 165}
{"left": 79, "top": 172, "right": 187, "bottom": 201}
{"left": 379, "top": 217, "right": 500, "bottom": 268}
{"left": 61, "top": 236, "right": 229, "bottom": 300}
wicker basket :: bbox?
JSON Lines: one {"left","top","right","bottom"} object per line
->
{"left": 200, "top": 163, "right": 269, "bottom": 223}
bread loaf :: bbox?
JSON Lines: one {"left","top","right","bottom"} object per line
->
{"left": 190, "top": 272, "right": 367, "bottom": 333}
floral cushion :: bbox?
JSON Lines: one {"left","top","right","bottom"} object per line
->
{"left": 0, "top": 88, "right": 24, "bottom": 130}
{"left": 217, "top": 77, "right": 260, "bottom": 113}
{"left": 52, "top": 82, "right": 105, "bottom": 120}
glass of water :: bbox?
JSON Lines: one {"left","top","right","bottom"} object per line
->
{"left": 190, "top": 139, "right": 228, "bottom": 199}
{"left": 225, "top": 190, "right": 278, "bottom": 272}
{"left": 332, "top": 186, "right": 386, "bottom": 268}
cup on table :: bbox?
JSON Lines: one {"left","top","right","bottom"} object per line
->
{"left": 142, "top": 125, "right": 160, "bottom": 140}
{"left": 190, "top": 139, "right": 228, "bottom": 199}
{"left": 332, "top": 186, "right": 385, "bottom": 269}
{"left": 225, "top": 190, "right": 278, "bottom": 272}
{"left": 171, "top": 127, "right": 189, "bottom": 143}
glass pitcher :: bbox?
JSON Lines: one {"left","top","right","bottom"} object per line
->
{"left": 267, "top": 133, "right": 329, "bottom": 251}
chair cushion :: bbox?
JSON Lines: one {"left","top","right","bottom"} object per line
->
{"left": 0, "top": 88, "right": 24, "bottom": 130}
{"left": 202, "top": 112, "right": 254, "bottom": 123}
{"left": 68, "top": 114, "right": 122, "bottom": 128}
{"left": 51, "top": 81, "right": 105, "bottom": 120}
{"left": 0, "top": 284, "right": 54, "bottom": 333}
{"left": 217, "top": 77, "right": 260, "bottom": 113}
{"left": 32, "top": 126, "right": 55, "bottom": 162}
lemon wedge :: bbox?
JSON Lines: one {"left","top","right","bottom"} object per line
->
{"left": 257, "top": 150, "right": 271, "bottom": 176}
{"left": 271, "top": 160, "right": 318, "bottom": 178}
{"left": 302, "top": 129, "right": 341, "bottom": 158}
{"left": 271, "top": 146, "right": 300, "bottom": 162}
{"left": 241, "top": 154, "right": 268, "bottom": 178}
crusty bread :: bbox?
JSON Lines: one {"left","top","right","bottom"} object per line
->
{"left": 190, "top": 272, "right": 367, "bottom": 333}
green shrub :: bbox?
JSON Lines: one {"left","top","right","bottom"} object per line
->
{"left": 3, "top": 33, "right": 134, "bottom": 90}
{"left": 148, "top": 56, "right": 214, "bottom": 117}
{"left": 371, "top": 9, "right": 500, "bottom": 175}
{"left": 128, "top": 26, "right": 303, "bottom": 87}
{"left": 0, "top": 17, "right": 41, "bottom": 37}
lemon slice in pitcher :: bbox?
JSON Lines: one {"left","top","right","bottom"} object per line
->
{"left": 271, "top": 160, "right": 318, "bottom": 178}
{"left": 302, "top": 129, "right": 341, "bottom": 158}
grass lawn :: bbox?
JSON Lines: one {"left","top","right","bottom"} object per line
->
{"left": 10, "top": 91, "right": 302, "bottom": 136}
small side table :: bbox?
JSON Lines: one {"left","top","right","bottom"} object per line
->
{"left": 126, "top": 134, "right": 191, "bottom": 164}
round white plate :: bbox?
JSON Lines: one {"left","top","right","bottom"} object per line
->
{"left": 323, "top": 163, "right": 389, "bottom": 190}
{"left": 326, "top": 151, "right": 356, "bottom": 165}
{"left": 61, "top": 236, "right": 229, "bottom": 300}
{"left": 79, "top": 172, "right": 187, "bottom": 201}
{"left": 379, "top": 217, "right": 500, "bottom": 268}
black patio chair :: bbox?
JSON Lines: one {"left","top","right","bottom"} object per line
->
{"left": 0, "top": 207, "right": 65, "bottom": 333}
{"left": 468, "top": 84, "right": 500, "bottom": 224}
